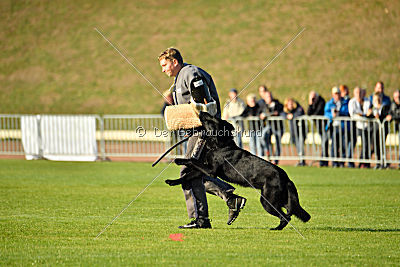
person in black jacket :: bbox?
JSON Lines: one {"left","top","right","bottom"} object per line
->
{"left": 241, "top": 94, "right": 263, "bottom": 156}
{"left": 307, "top": 91, "right": 329, "bottom": 167}
{"left": 258, "top": 91, "right": 284, "bottom": 164}
{"left": 307, "top": 91, "right": 326, "bottom": 135}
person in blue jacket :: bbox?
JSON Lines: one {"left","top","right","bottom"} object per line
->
{"left": 321, "top": 86, "right": 350, "bottom": 167}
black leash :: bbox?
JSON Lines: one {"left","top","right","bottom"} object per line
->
{"left": 152, "top": 136, "right": 190, "bottom": 167}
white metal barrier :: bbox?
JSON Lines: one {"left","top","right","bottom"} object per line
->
{"left": 0, "top": 115, "right": 101, "bottom": 161}
{"left": 0, "top": 114, "right": 399, "bottom": 167}
{"left": 382, "top": 119, "right": 400, "bottom": 167}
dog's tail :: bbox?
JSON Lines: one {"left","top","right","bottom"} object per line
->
{"left": 287, "top": 180, "right": 311, "bottom": 222}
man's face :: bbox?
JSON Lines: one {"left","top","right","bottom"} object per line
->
{"left": 309, "top": 91, "right": 316, "bottom": 102}
{"left": 258, "top": 87, "right": 266, "bottom": 98}
{"left": 332, "top": 92, "right": 340, "bottom": 102}
{"left": 287, "top": 99, "right": 294, "bottom": 110}
{"left": 159, "top": 58, "right": 180, "bottom": 77}
{"left": 247, "top": 97, "right": 256, "bottom": 107}
{"left": 394, "top": 91, "right": 400, "bottom": 104}
{"left": 228, "top": 91, "right": 237, "bottom": 101}
{"left": 264, "top": 92, "right": 272, "bottom": 104}
{"left": 375, "top": 82, "right": 383, "bottom": 94}
{"left": 341, "top": 88, "right": 348, "bottom": 98}
{"left": 353, "top": 88, "right": 361, "bottom": 100}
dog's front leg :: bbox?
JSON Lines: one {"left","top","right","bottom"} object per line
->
{"left": 165, "top": 169, "right": 199, "bottom": 186}
{"left": 174, "top": 158, "right": 215, "bottom": 177}
{"left": 189, "top": 160, "right": 217, "bottom": 178}
{"left": 174, "top": 158, "right": 191, "bottom": 166}
{"left": 165, "top": 178, "right": 184, "bottom": 186}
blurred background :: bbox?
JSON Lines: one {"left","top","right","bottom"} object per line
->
{"left": 1, "top": 0, "right": 399, "bottom": 114}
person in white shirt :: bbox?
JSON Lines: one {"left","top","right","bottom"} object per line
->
{"left": 348, "top": 87, "right": 371, "bottom": 168}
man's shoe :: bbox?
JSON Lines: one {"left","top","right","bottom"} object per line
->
{"left": 178, "top": 218, "right": 211, "bottom": 229}
{"left": 227, "top": 196, "right": 247, "bottom": 225}
{"left": 296, "top": 161, "right": 306, "bottom": 167}
{"left": 178, "top": 219, "right": 197, "bottom": 229}
{"left": 198, "top": 218, "right": 212, "bottom": 228}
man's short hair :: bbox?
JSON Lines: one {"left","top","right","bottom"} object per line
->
{"left": 229, "top": 88, "right": 238, "bottom": 94}
{"left": 246, "top": 93, "right": 257, "bottom": 102}
{"left": 259, "top": 85, "right": 268, "bottom": 92}
{"left": 158, "top": 48, "right": 183, "bottom": 64}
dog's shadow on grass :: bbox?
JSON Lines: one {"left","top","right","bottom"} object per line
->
{"left": 216, "top": 226, "right": 400, "bottom": 232}
{"left": 227, "top": 227, "right": 270, "bottom": 230}
{"left": 311, "top": 226, "right": 400, "bottom": 232}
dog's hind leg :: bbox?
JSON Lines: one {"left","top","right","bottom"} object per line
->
{"left": 287, "top": 180, "right": 311, "bottom": 222}
{"left": 260, "top": 187, "right": 291, "bottom": 230}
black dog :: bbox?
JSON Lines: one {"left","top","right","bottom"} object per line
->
{"left": 166, "top": 112, "right": 310, "bottom": 230}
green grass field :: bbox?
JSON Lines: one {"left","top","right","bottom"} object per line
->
{"left": 1, "top": 0, "right": 399, "bottom": 114}
{"left": 0, "top": 159, "right": 399, "bottom": 265}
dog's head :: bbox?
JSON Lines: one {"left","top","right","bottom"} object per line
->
{"left": 199, "top": 112, "right": 235, "bottom": 148}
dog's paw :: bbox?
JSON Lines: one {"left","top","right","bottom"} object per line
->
{"left": 165, "top": 179, "right": 182, "bottom": 186}
{"left": 174, "top": 158, "right": 189, "bottom": 165}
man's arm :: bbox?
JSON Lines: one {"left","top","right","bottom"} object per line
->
{"left": 187, "top": 73, "right": 218, "bottom": 116}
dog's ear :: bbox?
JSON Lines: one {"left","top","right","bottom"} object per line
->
{"left": 222, "top": 120, "right": 235, "bottom": 133}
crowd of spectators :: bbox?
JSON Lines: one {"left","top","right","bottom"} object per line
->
{"left": 221, "top": 81, "right": 400, "bottom": 168}
{"left": 160, "top": 81, "right": 399, "bottom": 168}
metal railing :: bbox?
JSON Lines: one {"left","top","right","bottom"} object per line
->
{"left": 0, "top": 114, "right": 23, "bottom": 156}
{"left": 0, "top": 114, "right": 399, "bottom": 166}
{"left": 102, "top": 114, "right": 170, "bottom": 158}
